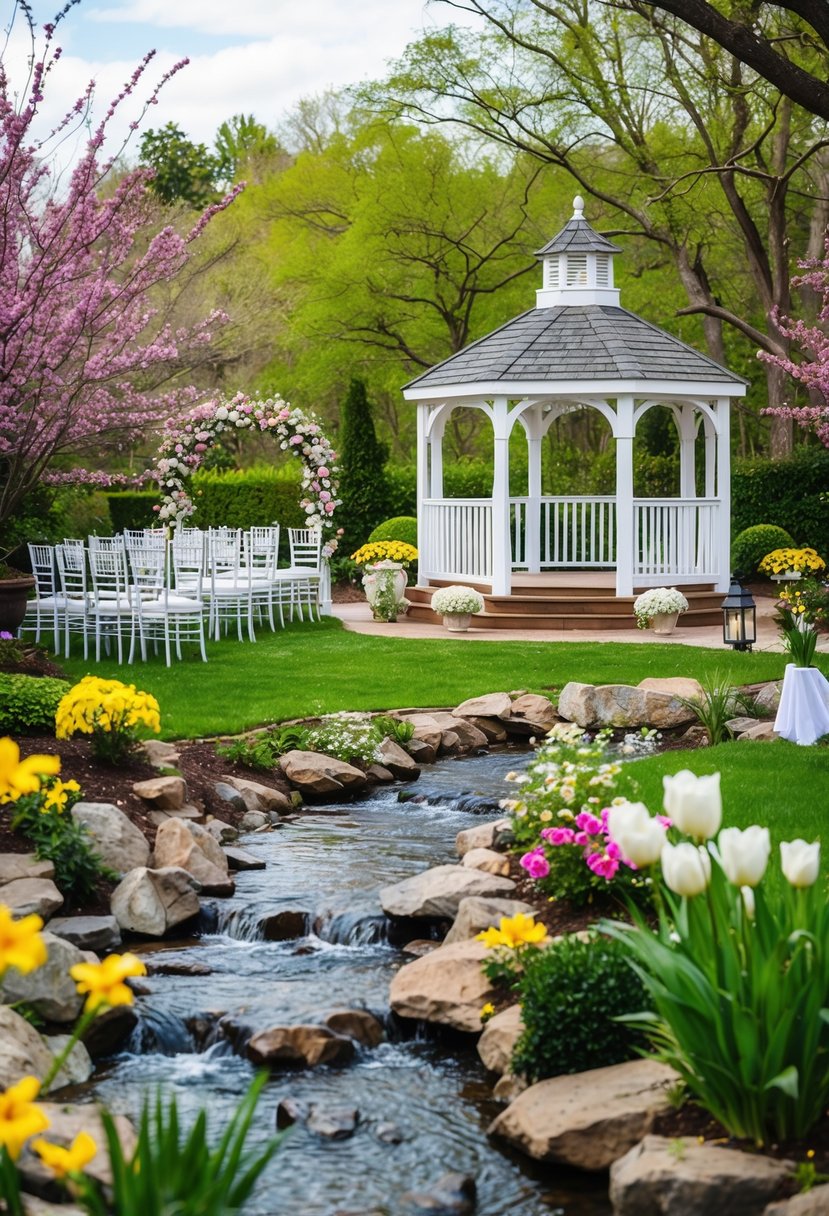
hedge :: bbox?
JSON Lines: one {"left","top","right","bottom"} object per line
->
{"left": 732, "top": 449, "right": 829, "bottom": 551}
{"left": 106, "top": 466, "right": 306, "bottom": 533}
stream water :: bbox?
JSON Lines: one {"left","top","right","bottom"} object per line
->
{"left": 89, "top": 752, "right": 612, "bottom": 1216}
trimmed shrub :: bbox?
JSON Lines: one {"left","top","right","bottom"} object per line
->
{"left": 338, "top": 379, "right": 388, "bottom": 548}
{"left": 732, "top": 449, "right": 829, "bottom": 550}
{"left": 106, "top": 491, "right": 158, "bottom": 532}
{"left": 368, "top": 516, "right": 418, "bottom": 547}
{"left": 0, "top": 674, "right": 69, "bottom": 734}
{"left": 732, "top": 524, "right": 797, "bottom": 577}
{"left": 107, "top": 467, "right": 306, "bottom": 535}
{"left": 511, "top": 933, "right": 646, "bottom": 1083}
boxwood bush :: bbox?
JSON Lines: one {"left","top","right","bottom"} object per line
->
{"left": 731, "top": 524, "right": 797, "bottom": 576}
{"left": 368, "top": 516, "right": 418, "bottom": 547}
{"left": 732, "top": 449, "right": 829, "bottom": 551}
{"left": 511, "top": 933, "right": 646, "bottom": 1083}
{"left": 0, "top": 674, "right": 69, "bottom": 734}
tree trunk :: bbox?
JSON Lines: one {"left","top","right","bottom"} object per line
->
{"left": 765, "top": 359, "right": 793, "bottom": 457}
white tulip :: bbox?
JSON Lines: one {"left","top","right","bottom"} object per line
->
{"left": 661, "top": 841, "right": 711, "bottom": 897}
{"left": 662, "top": 770, "right": 722, "bottom": 840}
{"left": 718, "top": 826, "right": 771, "bottom": 888}
{"left": 741, "top": 886, "right": 756, "bottom": 919}
{"left": 607, "top": 801, "right": 666, "bottom": 867}
{"left": 780, "top": 839, "right": 820, "bottom": 888}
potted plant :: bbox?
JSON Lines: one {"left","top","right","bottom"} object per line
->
{"left": 632, "top": 587, "right": 689, "bottom": 635}
{"left": 350, "top": 540, "right": 418, "bottom": 622}
{"left": 0, "top": 559, "right": 36, "bottom": 635}
{"left": 431, "top": 585, "right": 485, "bottom": 632}
{"left": 758, "top": 547, "right": 826, "bottom": 582}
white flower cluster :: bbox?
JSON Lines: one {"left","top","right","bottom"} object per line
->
{"left": 633, "top": 587, "right": 689, "bottom": 627}
{"left": 305, "top": 712, "right": 381, "bottom": 766}
{"left": 431, "top": 585, "right": 485, "bottom": 615}
{"left": 151, "top": 392, "right": 341, "bottom": 553}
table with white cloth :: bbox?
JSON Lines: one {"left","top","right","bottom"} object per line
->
{"left": 773, "top": 663, "right": 829, "bottom": 746}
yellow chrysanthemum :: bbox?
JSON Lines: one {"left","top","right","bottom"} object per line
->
{"left": 55, "top": 678, "right": 160, "bottom": 740}
{"left": 70, "top": 952, "right": 148, "bottom": 1013}
{"left": 0, "top": 905, "right": 47, "bottom": 978}
{"left": 32, "top": 1130, "right": 97, "bottom": 1178}
{"left": 0, "top": 1077, "right": 50, "bottom": 1161}
{"left": 0, "top": 738, "right": 61, "bottom": 804}
{"left": 41, "top": 779, "right": 81, "bottom": 814}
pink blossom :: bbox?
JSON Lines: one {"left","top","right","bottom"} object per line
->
{"left": 575, "top": 811, "right": 602, "bottom": 834}
{"left": 317, "top": 467, "right": 329, "bottom": 477}
{"left": 574, "top": 831, "right": 590, "bottom": 847}
{"left": 586, "top": 852, "right": 620, "bottom": 880}
{"left": 520, "top": 848, "right": 550, "bottom": 880}
{"left": 541, "top": 827, "right": 575, "bottom": 845}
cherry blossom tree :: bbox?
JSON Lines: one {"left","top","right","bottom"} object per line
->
{"left": 761, "top": 240, "right": 829, "bottom": 447}
{"left": 0, "top": 5, "right": 241, "bottom": 544}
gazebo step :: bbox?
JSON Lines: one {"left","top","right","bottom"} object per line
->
{"left": 406, "top": 602, "right": 724, "bottom": 631}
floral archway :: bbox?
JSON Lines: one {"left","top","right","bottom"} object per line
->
{"left": 151, "top": 392, "right": 341, "bottom": 555}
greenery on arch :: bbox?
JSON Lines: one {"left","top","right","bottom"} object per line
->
{"left": 152, "top": 393, "right": 341, "bottom": 553}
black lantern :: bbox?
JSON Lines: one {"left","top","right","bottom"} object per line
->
{"left": 721, "top": 577, "right": 756, "bottom": 651}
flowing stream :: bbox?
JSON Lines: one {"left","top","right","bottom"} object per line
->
{"left": 89, "top": 752, "right": 611, "bottom": 1216}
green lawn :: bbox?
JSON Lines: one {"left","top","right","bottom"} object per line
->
{"left": 54, "top": 616, "right": 819, "bottom": 739}
{"left": 621, "top": 741, "right": 829, "bottom": 879}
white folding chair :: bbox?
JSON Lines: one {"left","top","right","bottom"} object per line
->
{"left": 245, "top": 526, "right": 281, "bottom": 631}
{"left": 273, "top": 527, "right": 322, "bottom": 622}
{"left": 88, "top": 545, "right": 134, "bottom": 664}
{"left": 22, "top": 544, "right": 65, "bottom": 653}
{"left": 130, "top": 543, "right": 207, "bottom": 665}
{"left": 55, "top": 544, "right": 91, "bottom": 659}
{"left": 205, "top": 530, "right": 255, "bottom": 642}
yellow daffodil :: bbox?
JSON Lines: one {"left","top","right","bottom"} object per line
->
{"left": 70, "top": 952, "right": 147, "bottom": 1013}
{"left": 0, "top": 738, "right": 60, "bottom": 804}
{"left": 32, "top": 1130, "right": 97, "bottom": 1178}
{"left": 41, "top": 779, "right": 81, "bottom": 814}
{"left": 476, "top": 925, "right": 508, "bottom": 948}
{"left": 0, "top": 905, "right": 47, "bottom": 978}
{"left": 480, "top": 1002, "right": 496, "bottom": 1022}
{"left": 0, "top": 1077, "right": 50, "bottom": 1160}
{"left": 478, "top": 913, "right": 549, "bottom": 950}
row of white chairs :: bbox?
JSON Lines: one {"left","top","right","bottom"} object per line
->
{"left": 21, "top": 527, "right": 323, "bottom": 666}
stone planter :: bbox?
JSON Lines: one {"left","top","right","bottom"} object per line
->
{"left": 0, "top": 575, "right": 35, "bottom": 634}
{"left": 649, "top": 611, "right": 679, "bottom": 636}
{"left": 362, "top": 561, "right": 408, "bottom": 623}
{"left": 443, "top": 613, "right": 472, "bottom": 633}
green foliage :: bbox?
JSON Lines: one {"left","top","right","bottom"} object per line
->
{"left": 77, "top": 1073, "right": 280, "bottom": 1216}
{"left": 140, "top": 122, "right": 220, "bottom": 207}
{"left": 512, "top": 934, "right": 647, "bottom": 1082}
{"left": 731, "top": 524, "right": 798, "bottom": 576}
{"left": 11, "top": 789, "right": 113, "bottom": 908}
{"left": 0, "top": 674, "right": 69, "bottom": 733}
{"left": 107, "top": 468, "right": 306, "bottom": 536}
{"left": 338, "top": 379, "right": 389, "bottom": 548}
{"left": 214, "top": 113, "right": 280, "bottom": 184}
{"left": 678, "top": 672, "right": 738, "bottom": 745}
{"left": 305, "top": 712, "right": 381, "bottom": 765}
{"left": 373, "top": 714, "right": 415, "bottom": 745}
{"left": 368, "top": 516, "right": 418, "bottom": 547}
{"left": 217, "top": 724, "right": 309, "bottom": 770}
{"left": 732, "top": 451, "right": 829, "bottom": 551}
{"left": 52, "top": 487, "right": 112, "bottom": 539}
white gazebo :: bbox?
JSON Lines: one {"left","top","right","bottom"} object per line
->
{"left": 403, "top": 197, "right": 747, "bottom": 628}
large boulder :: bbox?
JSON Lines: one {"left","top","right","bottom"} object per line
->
{"left": 558, "top": 682, "right": 697, "bottom": 730}
{"left": 754, "top": 681, "right": 783, "bottom": 715}
{"left": 0, "top": 933, "right": 95, "bottom": 1023}
{"left": 0, "top": 854, "right": 54, "bottom": 884}
{"left": 455, "top": 821, "right": 511, "bottom": 858}
{"left": 279, "top": 751, "right": 367, "bottom": 798}
{"left": 461, "top": 848, "right": 510, "bottom": 877}
{"left": 428, "top": 713, "right": 489, "bottom": 752}
{"left": 478, "top": 1005, "right": 523, "bottom": 1075}
{"left": 380, "top": 865, "right": 515, "bottom": 920}
{"left": 323, "top": 1009, "right": 385, "bottom": 1048}
{"left": 132, "top": 775, "right": 187, "bottom": 810}
{"left": 110, "top": 866, "right": 201, "bottom": 937}
{"left": 610, "top": 1135, "right": 795, "bottom": 1215}
{"left": 153, "top": 819, "right": 234, "bottom": 896}
{"left": 765, "top": 1187, "right": 829, "bottom": 1215}
{"left": 0, "top": 1005, "right": 52, "bottom": 1089}
{"left": 376, "top": 737, "right": 421, "bottom": 779}
{"left": 454, "top": 692, "right": 512, "bottom": 720}
{"left": 19, "top": 1103, "right": 136, "bottom": 1192}
{"left": 71, "top": 802, "right": 151, "bottom": 875}
{"left": 247, "top": 1024, "right": 355, "bottom": 1069}
{"left": 488, "top": 1058, "right": 677, "bottom": 1170}
{"left": 0, "top": 877, "right": 63, "bottom": 919}
{"left": 48, "top": 915, "right": 121, "bottom": 953}
{"left": 462, "top": 715, "right": 508, "bottom": 743}
{"left": 443, "top": 896, "right": 536, "bottom": 946}
{"left": 638, "top": 676, "right": 704, "bottom": 702}
{"left": 389, "top": 939, "right": 497, "bottom": 1033}
{"left": 403, "top": 714, "right": 444, "bottom": 752}
{"left": 503, "top": 693, "right": 558, "bottom": 736}
{"left": 219, "top": 775, "right": 292, "bottom": 815}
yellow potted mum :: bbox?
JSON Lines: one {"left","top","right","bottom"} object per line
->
{"left": 350, "top": 541, "right": 418, "bottom": 623}
{"left": 758, "top": 547, "right": 826, "bottom": 581}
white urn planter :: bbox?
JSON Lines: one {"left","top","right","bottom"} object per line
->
{"left": 443, "top": 612, "right": 472, "bottom": 633}
{"left": 362, "top": 561, "right": 408, "bottom": 623}
{"left": 649, "top": 611, "right": 679, "bottom": 636}
{"left": 771, "top": 572, "right": 802, "bottom": 583}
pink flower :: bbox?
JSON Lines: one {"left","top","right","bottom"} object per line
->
{"left": 586, "top": 851, "right": 620, "bottom": 880}
{"left": 574, "top": 831, "right": 590, "bottom": 847}
{"left": 520, "top": 848, "right": 550, "bottom": 879}
{"left": 541, "top": 827, "right": 575, "bottom": 846}
{"left": 317, "top": 467, "right": 329, "bottom": 477}
{"left": 656, "top": 815, "right": 672, "bottom": 828}
{"left": 575, "top": 811, "right": 602, "bottom": 834}
{"left": 324, "top": 501, "right": 335, "bottom": 513}
{"left": 290, "top": 435, "right": 302, "bottom": 445}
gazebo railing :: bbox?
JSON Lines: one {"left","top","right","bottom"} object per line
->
{"left": 421, "top": 499, "right": 493, "bottom": 581}
{"left": 633, "top": 498, "right": 718, "bottom": 580}
{"left": 511, "top": 496, "right": 617, "bottom": 569}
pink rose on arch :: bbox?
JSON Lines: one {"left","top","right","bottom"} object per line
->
{"left": 520, "top": 848, "right": 550, "bottom": 880}
{"left": 290, "top": 435, "right": 302, "bottom": 445}
{"left": 317, "top": 467, "right": 329, "bottom": 478}
{"left": 319, "top": 491, "right": 331, "bottom": 502}
{"left": 195, "top": 443, "right": 207, "bottom": 452}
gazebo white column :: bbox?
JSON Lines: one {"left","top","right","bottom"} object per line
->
{"left": 491, "top": 395, "right": 512, "bottom": 595}
{"left": 678, "top": 404, "right": 697, "bottom": 498}
{"left": 524, "top": 405, "right": 544, "bottom": 574}
{"left": 703, "top": 413, "right": 716, "bottom": 498}
{"left": 429, "top": 414, "right": 446, "bottom": 497}
{"left": 715, "top": 396, "right": 731, "bottom": 592}
{"left": 615, "top": 395, "right": 635, "bottom": 597}
{"left": 416, "top": 403, "right": 429, "bottom": 588}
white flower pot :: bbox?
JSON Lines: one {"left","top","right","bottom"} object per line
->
{"left": 649, "top": 611, "right": 679, "bottom": 636}
{"left": 443, "top": 612, "right": 472, "bottom": 633}
{"left": 771, "top": 572, "right": 802, "bottom": 582}
{"left": 362, "top": 561, "right": 408, "bottom": 622}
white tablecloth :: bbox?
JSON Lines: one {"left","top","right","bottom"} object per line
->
{"left": 774, "top": 664, "right": 829, "bottom": 746}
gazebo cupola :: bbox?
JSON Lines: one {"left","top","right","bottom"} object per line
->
{"left": 536, "top": 196, "right": 622, "bottom": 308}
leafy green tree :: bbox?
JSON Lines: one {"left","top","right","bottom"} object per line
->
{"left": 140, "top": 122, "right": 220, "bottom": 207}
{"left": 214, "top": 114, "right": 282, "bottom": 185}
{"left": 338, "top": 378, "right": 389, "bottom": 547}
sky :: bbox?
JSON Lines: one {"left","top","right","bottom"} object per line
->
{"left": 7, "top": 0, "right": 467, "bottom": 163}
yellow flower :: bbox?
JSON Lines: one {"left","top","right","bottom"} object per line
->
{"left": 32, "top": 1130, "right": 97, "bottom": 1178}
{"left": 495, "top": 912, "right": 549, "bottom": 949}
{"left": 0, "top": 905, "right": 48, "bottom": 978}
{"left": 0, "top": 1077, "right": 50, "bottom": 1160}
{"left": 70, "top": 952, "right": 147, "bottom": 1013}
{"left": 41, "top": 779, "right": 81, "bottom": 814}
{"left": 476, "top": 925, "right": 507, "bottom": 948}
{"left": 480, "top": 1002, "right": 496, "bottom": 1022}
{"left": 0, "top": 738, "right": 61, "bottom": 803}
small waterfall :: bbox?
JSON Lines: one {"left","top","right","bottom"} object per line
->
{"left": 200, "top": 902, "right": 309, "bottom": 943}
{"left": 398, "top": 788, "right": 504, "bottom": 816}
{"left": 129, "top": 1006, "right": 197, "bottom": 1055}
{"left": 314, "top": 909, "right": 391, "bottom": 947}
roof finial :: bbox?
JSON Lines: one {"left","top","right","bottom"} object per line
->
{"left": 573, "top": 195, "right": 585, "bottom": 218}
